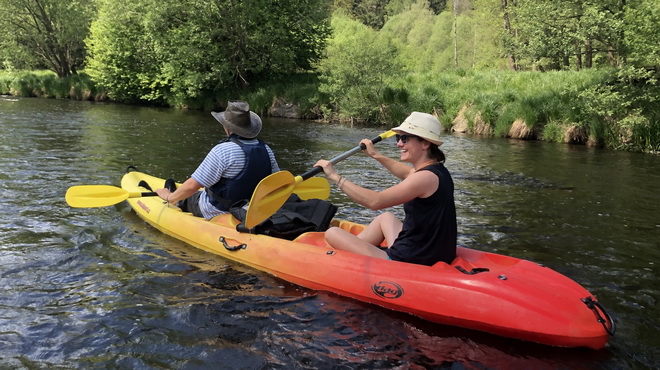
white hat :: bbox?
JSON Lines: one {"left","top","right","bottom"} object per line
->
{"left": 391, "top": 112, "right": 443, "bottom": 146}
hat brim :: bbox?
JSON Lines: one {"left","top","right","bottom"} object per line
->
{"left": 211, "top": 111, "right": 262, "bottom": 139}
{"left": 392, "top": 127, "right": 443, "bottom": 146}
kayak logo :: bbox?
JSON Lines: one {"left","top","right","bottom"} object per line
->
{"left": 137, "top": 200, "right": 150, "bottom": 213}
{"left": 372, "top": 281, "right": 403, "bottom": 299}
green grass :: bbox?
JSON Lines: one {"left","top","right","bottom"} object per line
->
{"left": 2, "top": 68, "right": 658, "bottom": 153}
{"left": 0, "top": 70, "right": 105, "bottom": 101}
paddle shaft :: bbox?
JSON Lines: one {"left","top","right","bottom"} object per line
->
{"left": 134, "top": 191, "right": 158, "bottom": 197}
{"left": 298, "top": 132, "right": 392, "bottom": 180}
{"left": 243, "top": 130, "right": 394, "bottom": 228}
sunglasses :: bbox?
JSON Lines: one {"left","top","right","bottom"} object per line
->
{"left": 395, "top": 134, "right": 419, "bottom": 144}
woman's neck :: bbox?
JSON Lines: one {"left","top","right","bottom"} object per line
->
{"left": 413, "top": 158, "right": 438, "bottom": 171}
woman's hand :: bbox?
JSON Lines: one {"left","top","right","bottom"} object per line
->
{"left": 314, "top": 159, "right": 341, "bottom": 184}
{"left": 360, "top": 138, "right": 380, "bottom": 158}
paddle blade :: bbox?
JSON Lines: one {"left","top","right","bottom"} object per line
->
{"left": 293, "top": 177, "right": 330, "bottom": 200}
{"left": 65, "top": 185, "right": 129, "bottom": 208}
{"left": 245, "top": 171, "right": 296, "bottom": 228}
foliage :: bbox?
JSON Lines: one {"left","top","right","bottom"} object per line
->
{"left": 0, "top": 0, "right": 96, "bottom": 77}
{"left": 1, "top": 0, "right": 657, "bottom": 152}
{"left": 0, "top": 69, "right": 103, "bottom": 100}
{"left": 503, "top": 0, "right": 633, "bottom": 70}
{"left": 572, "top": 66, "right": 660, "bottom": 151}
{"left": 623, "top": 0, "right": 660, "bottom": 68}
{"left": 332, "top": 0, "right": 448, "bottom": 30}
{"left": 86, "top": 0, "right": 331, "bottom": 107}
{"left": 85, "top": 0, "right": 158, "bottom": 104}
{"left": 379, "top": 1, "right": 503, "bottom": 73}
{"left": 317, "top": 12, "right": 404, "bottom": 123}
{"left": 241, "top": 73, "right": 323, "bottom": 119}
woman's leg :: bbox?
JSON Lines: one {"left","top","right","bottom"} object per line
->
{"left": 325, "top": 227, "right": 389, "bottom": 259}
{"left": 357, "top": 212, "right": 403, "bottom": 247}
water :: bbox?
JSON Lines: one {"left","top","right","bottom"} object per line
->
{"left": 1, "top": 97, "right": 658, "bottom": 368}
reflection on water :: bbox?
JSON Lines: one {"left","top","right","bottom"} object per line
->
{"left": 0, "top": 96, "right": 659, "bottom": 368}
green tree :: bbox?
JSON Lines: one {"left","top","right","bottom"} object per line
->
{"left": 86, "top": 0, "right": 330, "bottom": 106}
{"left": 507, "top": 0, "right": 627, "bottom": 70}
{"left": 0, "top": 0, "right": 96, "bottom": 76}
{"left": 472, "top": 0, "right": 509, "bottom": 70}
{"left": 317, "top": 11, "right": 403, "bottom": 122}
{"left": 333, "top": 0, "right": 390, "bottom": 29}
{"left": 85, "top": 0, "right": 159, "bottom": 103}
{"left": 623, "top": 0, "right": 660, "bottom": 68}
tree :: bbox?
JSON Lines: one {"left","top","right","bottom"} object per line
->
{"left": 333, "top": 0, "right": 390, "bottom": 29}
{"left": 506, "top": 0, "right": 627, "bottom": 70}
{"left": 84, "top": 0, "right": 159, "bottom": 103}
{"left": 386, "top": 0, "right": 448, "bottom": 16}
{"left": 0, "top": 0, "right": 95, "bottom": 77}
{"left": 380, "top": 1, "right": 439, "bottom": 72}
{"left": 498, "top": 0, "right": 518, "bottom": 70}
{"left": 317, "top": 11, "right": 403, "bottom": 122}
{"left": 86, "top": 0, "right": 331, "bottom": 106}
{"left": 623, "top": 0, "right": 660, "bottom": 68}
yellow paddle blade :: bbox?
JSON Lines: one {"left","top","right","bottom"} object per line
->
{"left": 293, "top": 176, "right": 330, "bottom": 200}
{"left": 244, "top": 171, "right": 296, "bottom": 228}
{"left": 65, "top": 185, "right": 129, "bottom": 208}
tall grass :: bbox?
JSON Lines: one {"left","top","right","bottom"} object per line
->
{"left": 378, "top": 69, "right": 660, "bottom": 151}
{"left": 2, "top": 68, "right": 657, "bottom": 153}
{"left": 0, "top": 70, "right": 106, "bottom": 101}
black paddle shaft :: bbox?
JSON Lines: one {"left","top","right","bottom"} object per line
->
{"left": 299, "top": 132, "right": 389, "bottom": 180}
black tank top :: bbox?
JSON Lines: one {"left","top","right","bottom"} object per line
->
{"left": 386, "top": 163, "right": 457, "bottom": 265}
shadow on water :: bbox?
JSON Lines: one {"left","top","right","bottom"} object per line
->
{"left": 1, "top": 97, "right": 658, "bottom": 368}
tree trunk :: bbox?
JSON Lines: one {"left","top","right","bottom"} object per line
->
{"left": 453, "top": 0, "right": 458, "bottom": 68}
{"left": 501, "top": 0, "right": 517, "bottom": 71}
{"left": 584, "top": 39, "right": 592, "bottom": 68}
{"left": 608, "top": 45, "right": 619, "bottom": 66}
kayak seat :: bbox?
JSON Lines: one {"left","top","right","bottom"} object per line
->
{"left": 331, "top": 219, "right": 366, "bottom": 236}
{"left": 450, "top": 257, "right": 490, "bottom": 275}
{"left": 293, "top": 232, "right": 328, "bottom": 247}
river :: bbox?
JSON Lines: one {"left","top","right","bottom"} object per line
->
{"left": 1, "top": 96, "right": 658, "bottom": 368}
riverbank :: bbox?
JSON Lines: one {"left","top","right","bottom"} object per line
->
{"left": 1, "top": 69, "right": 658, "bottom": 153}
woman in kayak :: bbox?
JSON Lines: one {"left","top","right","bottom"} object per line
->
{"left": 155, "top": 101, "right": 280, "bottom": 219}
{"left": 314, "top": 112, "right": 456, "bottom": 266}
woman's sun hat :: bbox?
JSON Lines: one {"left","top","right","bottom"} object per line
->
{"left": 211, "top": 101, "right": 262, "bottom": 139}
{"left": 391, "top": 112, "right": 443, "bottom": 146}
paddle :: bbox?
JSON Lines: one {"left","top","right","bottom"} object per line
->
{"left": 244, "top": 130, "right": 396, "bottom": 228}
{"left": 65, "top": 177, "right": 330, "bottom": 209}
{"left": 65, "top": 185, "right": 157, "bottom": 208}
{"left": 291, "top": 176, "right": 330, "bottom": 200}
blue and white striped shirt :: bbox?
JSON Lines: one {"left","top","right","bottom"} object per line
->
{"left": 192, "top": 138, "right": 279, "bottom": 219}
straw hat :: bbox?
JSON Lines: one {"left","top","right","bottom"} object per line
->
{"left": 391, "top": 112, "right": 443, "bottom": 146}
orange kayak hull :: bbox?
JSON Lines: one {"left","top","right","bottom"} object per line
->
{"left": 121, "top": 171, "right": 614, "bottom": 349}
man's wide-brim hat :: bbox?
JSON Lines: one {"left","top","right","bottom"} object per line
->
{"left": 211, "top": 101, "right": 262, "bottom": 139}
{"left": 391, "top": 112, "right": 443, "bottom": 146}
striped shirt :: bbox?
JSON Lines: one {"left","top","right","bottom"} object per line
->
{"left": 192, "top": 138, "right": 279, "bottom": 220}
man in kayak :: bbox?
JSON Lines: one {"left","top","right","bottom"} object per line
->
{"left": 314, "top": 112, "right": 457, "bottom": 266}
{"left": 155, "top": 101, "right": 280, "bottom": 219}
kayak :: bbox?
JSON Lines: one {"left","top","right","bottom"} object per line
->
{"left": 120, "top": 170, "right": 615, "bottom": 349}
